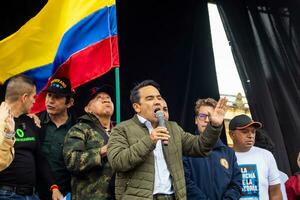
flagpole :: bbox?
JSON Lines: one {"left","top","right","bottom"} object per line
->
{"left": 115, "top": 67, "right": 121, "bottom": 124}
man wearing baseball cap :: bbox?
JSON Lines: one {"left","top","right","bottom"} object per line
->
{"left": 38, "top": 77, "right": 76, "bottom": 199}
{"left": 63, "top": 85, "right": 115, "bottom": 200}
{"left": 229, "top": 114, "right": 282, "bottom": 200}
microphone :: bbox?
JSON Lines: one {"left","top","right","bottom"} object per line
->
{"left": 155, "top": 110, "right": 165, "bottom": 127}
{"left": 155, "top": 109, "right": 168, "bottom": 146}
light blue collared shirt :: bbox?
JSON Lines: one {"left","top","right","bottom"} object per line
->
{"left": 137, "top": 115, "right": 173, "bottom": 195}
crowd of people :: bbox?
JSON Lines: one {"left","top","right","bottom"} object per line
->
{"left": 0, "top": 74, "right": 298, "bottom": 200}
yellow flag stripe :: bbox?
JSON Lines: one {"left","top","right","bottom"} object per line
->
{"left": 0, "top": 0, "right": 115, "bottom": 83}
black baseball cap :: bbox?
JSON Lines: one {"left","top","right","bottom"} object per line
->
{"left": 45, "top": 77, "right": 73, "bottom": 97}
{"left": 84, "top": 85, "right": 114, "bottom": 106}
{"left": 229, "top": 114, "right": 262, "bottom": 130}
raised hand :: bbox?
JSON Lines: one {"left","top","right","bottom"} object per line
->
{"left": 27, "top": 113, "right": 41, "bottom": 128}
{"left": 208, "top": 97, "right": 228, "bottom": 127}
{"left": 0, "top": 102, "right": 15, "bottom": 133}
{"left": 0, "top": 102, "right": 10, "bottom": 123}
{"left": 5, "top": 113, "right": 15, "bottom": 134}
{"left": 52, "top": 188, "right": 63, "bottom": 200}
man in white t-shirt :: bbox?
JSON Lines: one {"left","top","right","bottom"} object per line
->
{"left": 229, "top": 114, "right": 282, "bottom": 200}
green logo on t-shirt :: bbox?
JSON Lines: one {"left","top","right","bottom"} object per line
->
{"left": 16, "top": 129, "right": 24, "bottom": 138}
{"left": 15, "top": 128, "right": 35, "bottom": 142}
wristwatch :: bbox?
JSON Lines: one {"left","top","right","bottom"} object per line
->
{"left": 5, "top": 131, "right": 15, "bottom": 139}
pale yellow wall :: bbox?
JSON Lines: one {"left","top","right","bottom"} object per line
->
{"left": 223, "top": 94, "right": 251, "bottom": 147}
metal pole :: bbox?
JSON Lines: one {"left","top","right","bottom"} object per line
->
{"left": 114, "top": 67, "right": 121, "bottom": 124}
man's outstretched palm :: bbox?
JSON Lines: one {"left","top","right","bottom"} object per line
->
{"left": 209, "top": 97, "right": 227, "bottom": 127}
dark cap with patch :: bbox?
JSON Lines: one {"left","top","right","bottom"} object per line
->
{"left": 45, "top": 77, "right": 73, "bottom": 97}
{"left": 84, "top": 85, "right": 114, "bottom": 106}
{"left": 229, "top": 114, "right": 262, "bottom": 130}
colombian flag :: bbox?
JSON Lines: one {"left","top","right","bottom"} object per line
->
{"left": 0, "top": 0, "right": 119, "bottom": 112}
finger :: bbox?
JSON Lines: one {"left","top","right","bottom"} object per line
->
{"left": 157, "top": 135, "right": 170, "bottom": 141}
{"left": 159, "top": 138, "right": 169, "bottom": 142}
{"left": 8, "top": 113, "right": 13, "bottom": 120}
{"left": 0, "top": 103, "right": 8, "bottom": 114}
{"left": 221, "top": 97, "right": 228, "bottom": 108}
{"left": 154, "top": 135, "right": 165, "bottom": 140}
{"left": 215, "top": 99, "right": 222, "bottom": 109}
{"left": 159, "top": 130, "right": 169, "bottom": 135}
{"left": 154, "top": 128, "right": 169, "bottom": 135}
{"left": 222, "top": 99, "right": 228, "bottom": 111}
{"left": 155, "top": 127, "right": 167, "bottom": 131}
{"left": 4, "top": 103, "right": 10, "bottom": 112}
{"left": 206, "top": 111, "right": 213, "bottom": 121}
{"left": 27, "top": 114, "right": 33, "bottom": 118}
{"left": 218, "top": 97, "right": 225, "bottom": 108}
{"left": 217, "top": 97, "right": 227, "bottom": 109}
{"left": 158, "top": 133, "right": 170, "bottom": 138}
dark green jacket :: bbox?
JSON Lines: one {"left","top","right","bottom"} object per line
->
{"left": 107, "top": 115, "right": 222, "bottom": 200}
{"left": 63, "top": 114, "right": 113, "bottom": 200}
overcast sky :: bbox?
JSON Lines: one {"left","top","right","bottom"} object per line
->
{"left": 208, "top": 3, "right": 246, "bottom": 97}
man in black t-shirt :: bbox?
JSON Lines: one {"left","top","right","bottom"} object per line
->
{"left": 0, "top": 75, "right": 62, "bottom": 200}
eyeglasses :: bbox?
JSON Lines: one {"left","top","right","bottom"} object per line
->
{"left": 197, "top": 113, "right": 209, "bottom": 120}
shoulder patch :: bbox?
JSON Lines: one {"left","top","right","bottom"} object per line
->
{"left": 220, "top": 158, "right": 229, "bottom": 169}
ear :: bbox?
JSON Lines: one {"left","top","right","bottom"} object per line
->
{"left": 66, "top": 98, "right": 74, "bottom": 108}
{"left": 297, "top": 152, "right": 300, "bottom": 168}
{"left": 132, "top": 103, "right": 141, "bottom": 113}
{"left": 195, "top": 117, "right": 198, "bottom": 125}
{"left": 111, "top": 102, "right": 115, "bottom": 112}
{"left": 20, "top": 93, "right": 28, "bottom": 103}
{"left": 84, "top": 104, "right": 91, "bottom": 113}
{"left": 229, "top": 131, "right": 235, "bottom": 140}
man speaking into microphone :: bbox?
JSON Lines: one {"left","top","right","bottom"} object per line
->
{"left": 108, "top": 80, "right": 228, "bottom": 200}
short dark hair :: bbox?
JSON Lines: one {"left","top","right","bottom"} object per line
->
{"left": 130, "top": 80, "right": 160, "bottom": 104}
{"left": 194, "top": 98, "right": 217, "bottom": 116}
{"left": 5, "top": 74, "right": 36, "bottom": 102}
{"left": 255, "top": 129, "right": 277, "bottom": 157}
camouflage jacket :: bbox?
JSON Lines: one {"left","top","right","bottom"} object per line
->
{"left": 63, "top": 114, "right": 114, "bottom": 200}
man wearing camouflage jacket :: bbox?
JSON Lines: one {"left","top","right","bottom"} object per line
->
{"left": 63, "top": 85, "right": 115, "bottom": 200}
